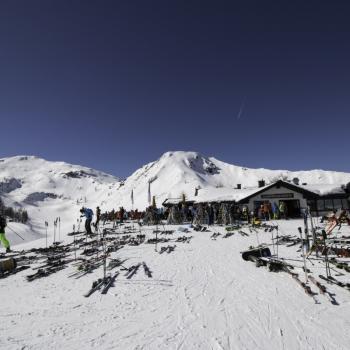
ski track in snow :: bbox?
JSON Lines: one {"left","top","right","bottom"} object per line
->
{"left": 1, "top": 220, "right": 350, "bottom": 350}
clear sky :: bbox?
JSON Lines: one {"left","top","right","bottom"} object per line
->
{"left": 0, "top": 0, "right": 349, "bottom": 177}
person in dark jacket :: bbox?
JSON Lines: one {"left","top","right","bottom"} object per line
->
{"left": 94, "top": 206, "right": 101, "bottom": 230}
{"left": 80, "top": 207, "right": 94, "bottom": 235}
{"left": 119, "top": 207, "right": 125, "bottom": 223}
{"left": 0, "top": 214, "right": 11, "bottom": 253}
{"left": 208, "top": 204, "right": 214, "bottom": 225}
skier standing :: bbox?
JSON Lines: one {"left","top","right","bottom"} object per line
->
{"left": 242, "top": 206, "right": 248, "bottom": 222}
{"left": 0, "top": 214, "right": 11, "bottom": 253}
{"left": 263, "top": 201, "right": 270, "bottom": 221}
{"left": 279, "top": 201, "right": 286, "bottom": 219}
{"left": 208, "top": 204, "right": 214, "bottom": 225}
{"left": 258, "top": 204, "right": 264, "bottom": 220}
{"left": 272, "top": 202, "right": 279, "bottom": 219}
{"left": 80, "top": 207, "right": 94, "bottom": 235}
{"left": 94, "top": 206, "right": 101, "bottom": 230}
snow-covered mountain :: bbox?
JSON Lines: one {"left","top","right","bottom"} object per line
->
{"left": 0, "top": 155, "right": 121, "bottom": 241}
{"left": 1, "top": 152, "right": 350, "bottom": 241}
{"left": 117, "top": 151, "right": 350, "bottom": 208}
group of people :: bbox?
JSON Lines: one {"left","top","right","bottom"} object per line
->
{"left": 164, "top": 202, "right": 246, "bottom": 226}
{"left": 163, "top": 201, "right": 291, "bottom": 226}
{"left": 79, "top": 206, "right": 101, "bottom": 235}
{"left": 2, "top": 202, "right": 350, "bottom": 252}
{"left": 256, "top": 201, "right": 287, "bottom": 221}
{"left": 79, "top": 206, "right": 148, "bottom": 234}
{"left": 100, "top": 207, "right": 142, "bottom": 223}
{"left": 78, "top": 201, "right": 289, "bottom": 232}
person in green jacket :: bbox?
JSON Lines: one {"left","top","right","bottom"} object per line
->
{"left": 0, "top": 214, "right": 11, "bottom": 253}
{"left": 279, "top": 201, "right": 287, "bottom": 220}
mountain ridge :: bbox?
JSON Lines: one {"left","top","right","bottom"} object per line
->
{"left": 1, "top": 151, "right": 350, "bottom": 240}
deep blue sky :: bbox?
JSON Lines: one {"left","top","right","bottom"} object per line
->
{"left": 0, "top": 1, "right": 349, "bottom": 177}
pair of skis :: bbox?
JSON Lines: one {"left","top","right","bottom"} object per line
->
{"left": 159, "top": 245, "right": 176, "bottom": 254}
{"left": 0, "top": 265, "right": 30, "bottom": 279}
{"left": 319, "top": 274, "right": 350, "bottom": 291}
{"left": 285, "top": 268, "right": 319, "bottom": 303}
{"left": 142, "top": 262, "right": 152, "bottom": 278}
{"left": 0, "top": 250, "right": 26, "bottom": 259}
{"left": 283, "top": 266, "right": 339, "bottom": 305}
{"left": 238, "top": 230, "right": 249, "bottom": 237}
{"left": 84, "top": 272, "right": 119, "bottom": 297}
{"left": 223, "top": 232, "right": 234, "bottom": 238}
{"left": 84, "top": 261, "right": 153, "bottom": 297}
{"left": 27, "top": 265, "right": 66, "bottom": 282}
{"left": 125, "top": 263, "right": 141, "bottom": 279}
{"left": 69, "top": 261, "right": 104, "bottom": 279}
{"left": 211, "top": 232, "right": 221, "bottom": 240}
{"left": 122, "top": 262, "right": 152, "bottom": 278}
{"left": 125, "top": 262, "right": 153, "bottom": 278}
{"left": 160, "top": 230, "right": 174, "bottom": 235}
{"left": 176, "top": 236, "right": 192, "bottom": 243}
{"left": 308, "top": 276, "right": 338, "bottom": 305}
{"left": 33, "top": 258, "right": 74, "bottom": 271}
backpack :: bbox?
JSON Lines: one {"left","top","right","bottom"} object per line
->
{"left": 86, "top": 209, "right": 93, "bottom": 219}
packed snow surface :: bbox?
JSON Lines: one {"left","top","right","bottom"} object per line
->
{"left": 1, "top": 220, "right": 350, "bottom": 350}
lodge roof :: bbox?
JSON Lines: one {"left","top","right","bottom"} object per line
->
{"left": 236, "top": 180, "right": 320, "bottom": 202}
{"left": 162, "top": 180, "right": 348, "bottom": 206}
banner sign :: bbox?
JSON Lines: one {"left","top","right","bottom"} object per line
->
{"left": 261, "top": 193, "right": 294, "bottom": 199}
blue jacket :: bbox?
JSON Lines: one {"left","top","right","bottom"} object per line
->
{"left": 82, "top": 208, "right": 93, "bottom": 220}
{"left": 272, "top": 202, "right": 279, "bottom": 213}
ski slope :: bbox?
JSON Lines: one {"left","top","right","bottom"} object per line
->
{"left": 0, "top": 155, "right": 121, "bottom": 242}
{"left": 1, "top": 220, "right": 350, "bottom": 350}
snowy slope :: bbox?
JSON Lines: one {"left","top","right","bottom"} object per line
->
{"left": 1, "top": 152, "right": 350, "bottom": 244}
{"left": 1, "top": 220, "right": 350, "bottom": 350}
{"left": 0, "top": 156, "right": 121, "bottom": 243}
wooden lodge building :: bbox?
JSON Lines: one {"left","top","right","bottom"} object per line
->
{"left": 163, "top": 180, "right": 350, "bottom": 218}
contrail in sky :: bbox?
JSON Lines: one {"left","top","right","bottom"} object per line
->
{"left": 237, "top": 100, "right": 245, "bottom": 120}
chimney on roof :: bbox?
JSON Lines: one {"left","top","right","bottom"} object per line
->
{"left": 236, "top": 184, "right": 241, "bottom": 189}
{"left": 258, "top": 180, "right": 265, "bottom": 188}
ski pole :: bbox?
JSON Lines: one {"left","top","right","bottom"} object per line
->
{"left": 298, "top": 227, "right": 308, "bottom": 282}
{"left": 101, "top": 226, "right": 107, "bottom": 282}
{"left": 73, "top": 224, "right": 77, "bottom": 261}
{"left": 53, "top": 219, "right": 56, "bottom": 244}
{"left": 308, "top": 207, "right": 318, "bottom": 257}
{"left": 275, "top": 226, "right": 279, "bottom": 258}
{"left": 155, "top": 224, "right": 158, "bottom": 252}
{"left": 303, "top": 209, "right": 310, "bottom": 253}
{"left": 45, "top": 221, "right": 48, "bottom": 248}
{"left": 322, "top": 230, "right": 331, "bottom": 277}
{"left": 271, "top": 224, "right": 275, "bottom": 256}
{"left": 6, "top": 225, "right": 25, "bottom": 240}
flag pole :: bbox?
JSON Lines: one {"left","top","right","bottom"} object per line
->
{"left": 131, "top": 189, "right": 134, "bottom": 231}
